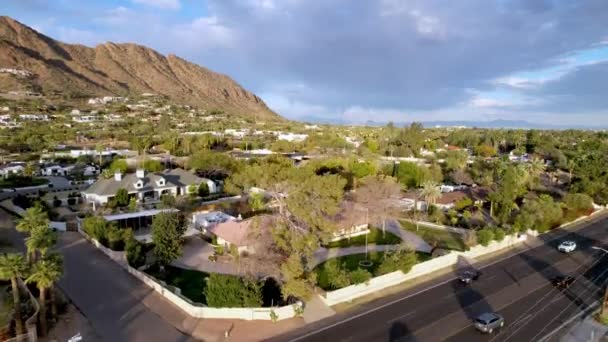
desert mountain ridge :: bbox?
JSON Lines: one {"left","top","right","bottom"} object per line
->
{"left": 0, "top": 16, "right": 281, "bottom": 120}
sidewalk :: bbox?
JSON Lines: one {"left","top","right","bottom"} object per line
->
{"left": 386, "top": 219, "right": 432, "bottom": 253}
{"left": 560, "top": 316, "right": 608, "bottom": 342}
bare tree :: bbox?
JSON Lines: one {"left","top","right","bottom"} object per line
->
{"left": 354, "top": 175, "right": 403, "bottom": 236}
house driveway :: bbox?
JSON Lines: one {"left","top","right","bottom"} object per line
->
{"left": 172, "top": 236, "right": 241, "bottom": 276}
{"left": 385, "top": 219, "right": 433, "bottom": 253}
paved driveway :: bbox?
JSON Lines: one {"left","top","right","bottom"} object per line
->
{"left": 57, "top": 232, "right": 193, "bottom": 342}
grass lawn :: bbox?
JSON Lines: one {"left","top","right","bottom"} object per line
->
{"left": 0, "top": 177, "right": 48, "bottom": 189}
{"left": 400, "top": 220, "right": 467, "bottom": 251}
{"left": 315, "top": 250, "right": 433, "bottom": 289}
{"left": 323, "top": 227, "right": 402, "bottom": 248}
{"left": 145, "top": 265, "right": 209, "bottom": 304}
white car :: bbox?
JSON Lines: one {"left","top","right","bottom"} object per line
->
{"left": 558, "top": 241, "right": 577, "bottom": 253}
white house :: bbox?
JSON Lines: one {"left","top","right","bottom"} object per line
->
{"left": 0, "top": 162, "right": 26, "bottom": 178}
{"left": 39, "top": 163, "right": 73, "bottom": 176}
{"left": 278, "top": 133, "right": 308, "bottom": 142}
{"left": 19, "top": 114, "right": 49, "bottom": 121}
{"left": 82, "top": 168, "right": 217, "bottom": 206}
{"left": 72, "top": 115, "right": 97, "bottom": 123}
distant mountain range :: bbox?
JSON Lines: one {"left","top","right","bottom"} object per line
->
{"left": 0, "top": 16, "right": 280, "bottom": 121}
{"left": 299, "top": 115, "right": 604, "bottom": 130}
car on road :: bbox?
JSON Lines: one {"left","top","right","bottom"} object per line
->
{"left": 474, "top": 312, "right": 504, "bottom": 334}
{"left": 458, "top": 270, "right": 481, "bottom": 284}
{"left": 551, "top": 275, "right": 575, "bottom": 289}
{"left": 558, "top": 241, "right": 577, "bottom": 253}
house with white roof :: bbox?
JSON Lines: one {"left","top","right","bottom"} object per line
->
{"left": 0, "top": 162, "right": 26, "bottom": 178}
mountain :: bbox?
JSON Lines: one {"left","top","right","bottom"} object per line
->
{"left": 0, "top": 16, "right": 280, "bottom": 120}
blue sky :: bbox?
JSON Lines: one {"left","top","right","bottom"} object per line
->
{"left": 4, "top": 0, "right": 608, "bottom": 126}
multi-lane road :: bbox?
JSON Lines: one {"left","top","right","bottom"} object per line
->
{"left": 272, "top": 214, "right": 608, "bottom": 342}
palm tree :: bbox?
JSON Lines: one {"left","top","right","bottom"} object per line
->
{"left": 16, "top": 206, "right": 49, "bottom": 235}
{"left": 421, "top": 181, "right": 441, "bottom": 212}
{"left": 526, "top": 158, "right": 545, "bottom": 189}
{"left": 25, "top": 227, "right": 57, "bottom": 263}
{"left": 95, "top": 143, "right": 104, "bottom": 166}
{"left": 26, "top": 255, "right": 63, "bottom": 336}
{"left": 0, "top": 254, "right": 28, "bottom": 335}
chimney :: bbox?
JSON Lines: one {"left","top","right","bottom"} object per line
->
{"left": 136, "top": 169, "right": 145, "bottom": 179}
{"left": 114, "top": 171, "right": 122, "bottom": 181}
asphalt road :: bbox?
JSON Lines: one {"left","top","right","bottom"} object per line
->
{"left": 57, "top": 232, "right": 193, "bottom": 342}
{"left": 272, "top": 215, "right": 608, "bottom": 342}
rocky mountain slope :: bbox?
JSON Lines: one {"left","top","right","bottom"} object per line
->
{"left": 0, "top": 16, "right": 280, "bottom": 120}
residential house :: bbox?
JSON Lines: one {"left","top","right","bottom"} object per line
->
{"left": 205, "top": 215, "right": 274, "bottom": 253}
{"left": 330, "top": 202, "right": 370, "bottom": 241}
{"left": 82, "top": 168, "right": 217, "bottom": 206}
{"left": 278, "top": 133, "right": 308, "bottom": 142}
{"left": 19, "top": 114, "right": 49, "bottom": 121}
{"left": 0, "top": 162, "right": 26, "bottom": 178}
{"left": 39, "top": 163, "right": 73, "bottom": 176}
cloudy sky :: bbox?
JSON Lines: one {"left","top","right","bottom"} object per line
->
{"left": 4, "top": 0, "right": 608, "bottom": 126}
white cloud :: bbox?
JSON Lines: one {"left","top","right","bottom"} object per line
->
{"left": 131, "top": 0, "right": 180, "bottom": 10}
{"left": 171, "top": 16, "right": 236, "bottom": 50}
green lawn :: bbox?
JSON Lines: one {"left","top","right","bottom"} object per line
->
{"left": 0, "top": 176, "right": 48, "bottom": 189}
{"left": 323, "top": 227, "right": 402, "bottom": 248}
{"left": 400, "top": 220, "right": 467, "bottom": 251}
{"left": 145, "top": 265, "right": 209, "bottom": 304}
{"left": 315, "top": 250, "right": 432, "bottom": 290}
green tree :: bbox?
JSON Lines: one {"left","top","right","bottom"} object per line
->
{"left": 475, "top": 144, "right": 497, "bottom": 157}
{"left": 198, "top": 182, "right": 210, "bottom": 197}
{"left": 421, "top": 181, "right": 441, "bottom": 211}
{"left": 143, "top": 159, "right": 163, "bottom": 172}
{"left": 107, "top": 159, "right": 128, "bottom": 175}
{"left": 476, "top": 228, "right": 495, "bottom": 246}
{"left": 126, "top": 233, "right": 146, "bottom": 268}
{"left": 280, "top": 253, "right": 316, "bottom": 300}
{"left": 319, "top": 259, "right": 350, "bottom": 290}
{"left": 16, "top": 206, "right": 49, "bottom": 235}
{"left": 115, "top": 188, "right": 129, "bottom": 207}
{"left": 376, "top": 249, "right": 417, "bottom": 276}
{"left": 0, "top": 253, "right": 28, "bottom": 335}
{"left": 25, "top": 227, "right": 57, "bottom": 263}
{"left": 25, "top": 254, "right": 63, "bottom": 336}
{"left": 151, "top": 213, "right": 185, "bottom": 269}
{"left": 82, "top": 216, "right": 108, "bottom": 243}
{"left": 204, "top": 274, "right": 262, "bottom": 308}
{"left": 248, "top": 192, "right": 265, "bottom": 212}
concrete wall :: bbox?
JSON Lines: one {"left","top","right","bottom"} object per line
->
{"left": 80, "top": 229, "right": 302, "bottom": 321}
{"left": 322, "top": 233, "right": 528, "bottom": 306}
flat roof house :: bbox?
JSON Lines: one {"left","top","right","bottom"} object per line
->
{"left": 82, "top": 168, "right": 217, "bottom": 206}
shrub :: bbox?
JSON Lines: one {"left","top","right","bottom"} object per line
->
{"left": 106, "top": 225, "right": 126, "bottom": 251}
{"left": 115, "top": 188, "right": 129, "bottom": 207}
{"left": 376, "top": 249, "right": 417, "bottom": 276}
{"left": 198, "top": 182, "right": 210, "bottom": 197}
{"left": 454, "top": 197, "right": 473, "bottom": 211}
{"left": 52, "top": 198, "right": 62, "bottom": 207}
{"left": 204, "top": 274, "right": 263, "bottom": 308}
{"left": 320, "top": 259, "right": 351, "bottom": 290}
{"left": 126, "top": 234, "right": 146, "bottom": 268}
{"left": 350, "top": 268, "right": 372, "bottom": 284}
{"left": 67, "top": 198, "right": 76, "bottom": 206}
{"left": 493, "top": 227, "right": 506, "bottom": 242}
{"left": 82, "top": 216, "right": 108, "bottom": 243}
{"left": 160, "top": 194, "right": 175, "bottom": 208}
{"left": 476, "top": 228, "right": 495, "bottom": 247}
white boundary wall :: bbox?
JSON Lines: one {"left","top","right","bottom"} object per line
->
{"left": 79, "top": 228, "right": 302, "bottom": 321}
{"left": 321, "top": 233, "right": 528, "bottom": 306}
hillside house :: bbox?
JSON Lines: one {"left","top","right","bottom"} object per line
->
{"left": 0, "top": 162, "right": 25, "bottom": 178}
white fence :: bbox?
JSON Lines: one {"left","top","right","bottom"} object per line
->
{"left": 322, "top": 233, "right": 528, "bottom": 306}
{"left": 80, "top": 229, "right": 302, "bottom": 321}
